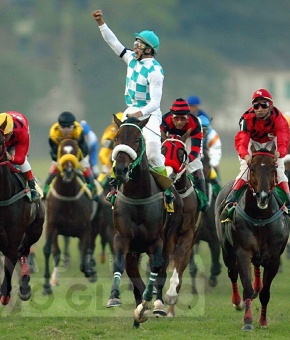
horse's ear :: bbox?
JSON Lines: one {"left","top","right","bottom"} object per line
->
{"left": 113, "top": 114, "right": 122, "bottom": 127}
{"left": 181, "top": 128, "right": 192, "bottom": 143}
{"left": 250, "top": 143, "right": 257, "bottom": 154}
{"left": 270, "top": 143, "right": 276, "bottom": 154}
{"left": 137, "top": 115, "right": 150, "bottom": 130}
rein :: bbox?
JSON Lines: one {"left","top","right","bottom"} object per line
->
{"left": 112, "top": 123, "right": 146, "bottom": 177}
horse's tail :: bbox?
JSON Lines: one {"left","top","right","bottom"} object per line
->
{"left": 0, "top": 227, "right": 8, "bottom": 255}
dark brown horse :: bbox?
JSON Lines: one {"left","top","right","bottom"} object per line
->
{"left": 215, "top": 145, "right": 290, "bottom": 331}
{"left": 153, "top": 136, "right": 200, "bottom": 317}
{"left": 189, "top": 141, "right": 222, "bottom": 291}
{"left": 106, "top": 116, "right": 165, "bottom": 328}
{"left": 0, "top": 129, "right": 45, "bottom": 305}
{"left": 43, "top": 139, "right": 97, "bottom": 294}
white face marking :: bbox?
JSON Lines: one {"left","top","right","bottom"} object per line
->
{"left": 261, "top": 163, "right": 265, "bottom": 167}
{"left": 63, "top": 145, "right": 74, "bottom": 154}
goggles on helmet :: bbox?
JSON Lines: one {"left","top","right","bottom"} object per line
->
{"left": 134, "top": 40, "right": 148, "bottom": 50}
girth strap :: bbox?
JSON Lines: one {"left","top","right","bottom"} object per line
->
{"left": 117, "top": 191, "right": 163, "bottom": 205}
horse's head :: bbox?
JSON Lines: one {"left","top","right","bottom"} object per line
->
{"left": 57, "top": 139, "right": 82, "bottom": 182}
{"left": 112, "top": 116, "right": 149, "bottom": 183}
{"left": 161, "top": 135, "right": 187, "bottom": 181}
{"left": 249, "top": 144, "right": 277, "bottom": 209}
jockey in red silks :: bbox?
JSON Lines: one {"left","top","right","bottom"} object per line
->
{"left": 0, "top": 111, "right": 40, "bottom": 202}
{"left": 222, "top": 88, "right": 290, "bottom": 215}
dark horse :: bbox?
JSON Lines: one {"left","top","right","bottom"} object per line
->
{"left": 0, "top": 129, "right": 44, "bottom": 304}
{"left": 215, "top": 145, "right": 290, "bottom": 331}
{"left": 106, "top": 116, "right": 166, "bottom": 328}
{"left": 153, "top": 135, "right": 200, "bottom": 317}
{"left": 189, "top": 141, "right": 222, "bottom": 292}
{"left": 43, "top": 139, "right": 97, "bottom": 294}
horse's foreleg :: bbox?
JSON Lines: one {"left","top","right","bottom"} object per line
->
{"left": 18, "top": 256, "right": 31, "bottom": 301}
{"left": 208, "top": 239, "right": 222, "bottom": 287}
{"left": 188, "top": 249, "right": 198, "bottom": 294}
{"left": 258, "top": 257, "right": 280, "bottom": 329}
{"left": 50, "top": 238, "right": 61, "bottom": 287}
{"left": 43, "top": 238, "right": 53, "bottom": 295}
{"left": 106, "top": 234, "right": 127, "bottom": 307}
{"left": 0, "top": 254, "right": 17, "bottom": 305}
{"left": 223, "top": 248, "right": 243, "bottom": 310}
{"left": 253, "top": 265, "right": 263, "bottom": 298}
{"left": 142, "top": 240, "right": 163, "bottom": 302}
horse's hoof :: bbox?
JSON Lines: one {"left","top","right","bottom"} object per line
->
{"left": 164, "top": 293, "right": 178, "bottom": 306}
{"left": 50, "top": 279, "right": 59, "bottom": 286}
{"left": 19, "top": 291, "right": 31, "bottom": 301}
{"left": 42, "top": 286, "right": 53, "bottom": 295}
{"left": 233, "top": 301, "right": 244, "bottom": 311}
{"left": 166, "top": 311, "right": 175, "bottom": 318}
{"left": 88, "top": 273, "right": 97, "bottom": 283}
{"left": 134, "top": 302, "right": 150, "bottom": 323}
{"left": 106, "top": 298, "right": 121, "bottom": 308}
{"left": 0, "top": 295, "right": 10, "bottom": 305}
{"left": 242, "top": 323, "right": 254, "bottom": 331}
{"left": 153, "top": 299, "right": 167, "bottom": 317}
{"left": 209, "top": 276, "right": 218, "bottom": 287}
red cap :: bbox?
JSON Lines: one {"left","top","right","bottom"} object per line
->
{"left": 170, "top": 98, "right": 190, "bottom": 115}
{"left": 252, "top": 89, "right": 273, "bottom": 104}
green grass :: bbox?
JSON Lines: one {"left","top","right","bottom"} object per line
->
{"left": 1, "top": 157, "right": 290, "bottom": 339}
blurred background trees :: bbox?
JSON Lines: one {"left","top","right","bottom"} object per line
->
{"left": 1, "top": 0, "right": 290, "bottom": 158}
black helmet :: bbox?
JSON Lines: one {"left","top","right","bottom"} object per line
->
{"left": 58, "top": 111, "right": 76, "bottom": 127}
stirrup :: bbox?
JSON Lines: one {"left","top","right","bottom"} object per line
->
{"left": 166, "top": 202, "right": 174, "bottom": 213}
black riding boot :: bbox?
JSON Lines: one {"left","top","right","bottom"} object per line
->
{"left": 106, "top": 178, "right": 117, "bottom": 204}
{"left": 193, "top": 169, "right": 208, "bottom": 212}
{"left": 28, "top": 179, "right": 40, "bottom": 203}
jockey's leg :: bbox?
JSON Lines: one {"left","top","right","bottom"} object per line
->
{"left": 43, "top": 163, "right": 58, "bottom": 199}
{"left": 25, "top": 169, "right": 40, "bottom": 202}
{"left": 153, "top": 165, "right": 175, "bottom": 213}
{"left": 277, "top": 181, "right": 290, "bottom": 207}
{"left": 209, "top": 167, "right": 222, "bottom": 196}
{"left": 192, "top": 169, "right": 208, "bottom": 212}
{"left": 83, "top": 167, "right": 99, "bottom": 201}
{"left": 220, "top": 178, "right": 247, "bottom": 221}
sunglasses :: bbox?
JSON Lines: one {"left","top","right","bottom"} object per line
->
{"left": 253, "top": 102, "right": 270, "bottom": 110}
{"left": 172, "top": 115, "right": 188, "bottom": 122}
{"left": 134, "top": 40, "right": 147, "bottom": 50}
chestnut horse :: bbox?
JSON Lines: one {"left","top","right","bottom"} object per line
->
{"left": 106, "top": 116, "right": 166, "bottom": 328}
{"left": 153, "top": 135, "right": 200, "bottom": 317}
{"left": 215, "top": 145, "right": 290, "bottom": 330}
{"left": 0, "top": 129, "right": 45, "bottom": 305}
{"left": 43, "top": 139, "right": 97, "bottom": 294}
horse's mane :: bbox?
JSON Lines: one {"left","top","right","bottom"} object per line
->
{"left": 254, "top": 148, "right": 273, "bottom": 155}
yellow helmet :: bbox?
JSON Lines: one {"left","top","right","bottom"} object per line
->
{"left": 0, "top": 113, "right": 13, "bottom": 134}
{"left": 114, "top": 112, "right": 123, "bottom": 121}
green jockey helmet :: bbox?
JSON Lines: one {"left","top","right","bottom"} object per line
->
{"left": 134, "top": 30, "right": 160, "bottom": 53}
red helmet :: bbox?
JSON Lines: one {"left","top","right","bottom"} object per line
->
{"left": 170, "top": 98, "right": 190, "bottom": 115}
{"left": 252, "top": 89, "right": 273, "bottom": 104}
